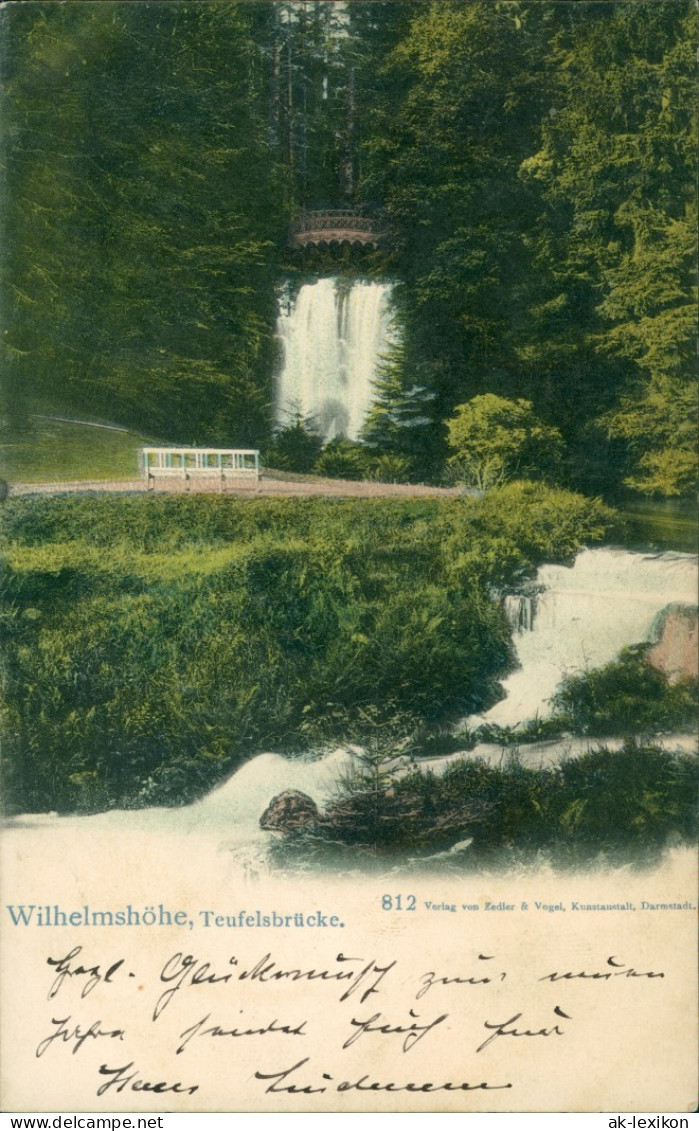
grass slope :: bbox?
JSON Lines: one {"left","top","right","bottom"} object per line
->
{"left": 0, "top": 485, "right": 613, "bottom": 813}
{"left": 0, "top": 414, "right": 157, "bottom": 483}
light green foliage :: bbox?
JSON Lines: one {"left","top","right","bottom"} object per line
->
{"left": 0, "top": 487, "right": 612, "bottom": 813}
{"left": 0, "top": 416, "right": 150, "bottom": 483}
{"left": 601, "top": 374, "right": 697, "bottom": 497}
{"left": 446, "top": 395, "right": 565, "bottom": 489}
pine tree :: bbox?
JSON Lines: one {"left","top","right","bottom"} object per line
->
{"left": 360, "top": 338, "right": 439, "bottom": 479}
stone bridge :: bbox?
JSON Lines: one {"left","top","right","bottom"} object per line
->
{"left": 288, "top": 209, "right": 386, "bottom": 250}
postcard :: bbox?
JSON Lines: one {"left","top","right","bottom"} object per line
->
{"left": 1, "top": 0, "right": 697, "bottom": 1115}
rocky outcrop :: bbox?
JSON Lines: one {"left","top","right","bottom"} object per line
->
{"left": 259, "top": 789, "right": 320, "bottom": 831}
{"left": 647, "top": 603, "right": 698, "bottom": 684}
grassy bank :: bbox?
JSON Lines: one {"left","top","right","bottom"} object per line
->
{"left": 0, "top": 483, "right": 613, "bottom": 813}
{"left": 0, "top": 414, "right": 155, "bottom": 483}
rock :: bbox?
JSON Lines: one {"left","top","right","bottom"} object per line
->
{"left": 259, "top": 789, "right": 320, "bottom": 831}
{"left": 647, "top": 603, "right": 698, "bottom": 684}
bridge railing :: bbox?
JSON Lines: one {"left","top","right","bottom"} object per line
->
{"left": 288, "top": 209, "right": 386, "bottom": 248}
{"left": 140, "top": 448, "right": 260, "bottom": 487}
{"left": 289, "top": 209, "right": 378, "bottom": 234}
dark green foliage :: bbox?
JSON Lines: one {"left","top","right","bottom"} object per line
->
{"left": 304, "top": 742, "right": 698, "bottom": 863}
{"left": 2, "top": 2, "right": 694, "bottom": 497}
{"left": 313, "top": 440, "right": 368, "bottom": 481}
{"left": 365, "top": 454, "right": 415, "bottom": 484}
{"left": 519, "top": 2, "right": 697, "bottom": 496}
{"left": 553, "top": 744, "right": 697, "bottom": 848}
{"left": 264, "top": 417, "right": 324, "bottom": 473}
{"left": 359, "top": 1, "right": 696, "bottom": 497}
{"left": 621, "top": 499, "right": 698, "bottom": 555}
{"left": 311, "top": 441, "right": 421, "bottom": 484}
{"left": 2, "top": 3, "right": 287, "bottom": 444}
{"left": 551, "top": 647, "right": 698, "bottom": 737}
{"left": 362, "top": 2, "right": 542, "bottom": 395}
{"left": 360, "top": 339, "right": 441, "bottom": 481}
{"left": 0, "top": 485, "right": 612, "bottom": 813}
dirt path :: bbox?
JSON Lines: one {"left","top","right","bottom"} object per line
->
{"left": 7, "top": 474, "right": 464, "bottom": 500}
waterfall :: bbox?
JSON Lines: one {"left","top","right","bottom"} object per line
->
{"left": 480, "top": 547, "right": 698, "bottom": 728}
{"left": 275, "top": 278, "right": 394, "bottom": 442}
{"left": 504, "top": 594, "right": 534, "bottom": 633}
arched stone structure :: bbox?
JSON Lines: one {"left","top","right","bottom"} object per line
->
{"left": 288, "top": 209, "right": 385, "bottom": 250}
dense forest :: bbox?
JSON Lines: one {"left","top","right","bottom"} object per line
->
{"left": 1, "top": 1, "right": 696, "bottom": 496}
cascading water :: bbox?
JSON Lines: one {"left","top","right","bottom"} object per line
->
{"left": 478, "top": 547, "right": 698, "bottom": 729}
{"left": 504, "top": 594, "right": 534, "bottom": 633}
{"left": 275, "top": 277, "right": 394, "bottom": 441}
{"left": 5, "top": 547, "right": 696, "bottom": 874}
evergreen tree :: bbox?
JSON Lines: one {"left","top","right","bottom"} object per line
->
{"left": 520, "top": 1, "right": 697, "bottom": 495}
{"left": 360, "top": 1, "right": 696, "bottom": 497}
{"left": 360, "top": 339, "right": 440, "bottom": 480}
{"left": 2, "top": 3, "right": 288, "bottom": 444}
{"left": 2, "top": 1, "right": 693, "bottom": 496}
{"left": 361, "top": 2, "right": 547, "bottom": 406}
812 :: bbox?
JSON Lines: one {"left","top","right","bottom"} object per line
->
{"left": 381, "top": 894, "right": 416, "bottom": 911}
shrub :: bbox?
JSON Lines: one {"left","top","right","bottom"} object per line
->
{"left": 313, "top": 439, "right": 368, "bottom": 480}
{"left": 551, "top": 646, "right": 698, "bottom": 736}
{"left": 263, "top": 417, "right": 323, "bottom": 473}
{"left": 447, "top": 395, "right": 565, "bottom": 489}
{"left": 297, "top": 742, "right": 698, "bottom": 862}
{"left": 365, "top": 454, "right": 415, "bottom": 483}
